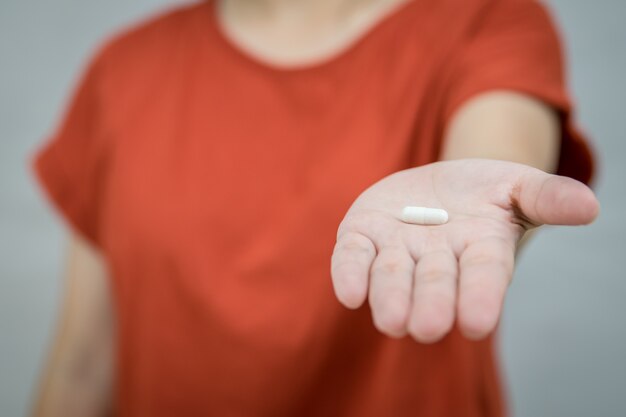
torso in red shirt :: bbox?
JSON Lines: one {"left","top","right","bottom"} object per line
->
{"left": 34, "top": 0, "right": 592, "bottom": 415}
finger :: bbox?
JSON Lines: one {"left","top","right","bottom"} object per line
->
{"left": 408, "top": 249, "right": 458, "bottom": 343}
{"left": 331, "top": 232, "right": 376, "bottom": 309}
{"left": 457, "top": 236, "right": 515, "bottom": 340}
{"left": 514, "top": 170, "right": 599, "bottom": 226}
{"left": 369, "top": 246, "right": 415, "bottom": 338}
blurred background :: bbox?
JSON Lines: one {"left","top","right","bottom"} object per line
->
{"left": 1, "top": 0, "right": 624, "bottom": 416}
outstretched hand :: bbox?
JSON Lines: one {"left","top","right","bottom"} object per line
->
{"left": 331, "top": 159, "right": 599, "bottom": 343}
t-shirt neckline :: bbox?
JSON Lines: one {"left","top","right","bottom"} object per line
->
{"left": 201, "top": 0, "right": 418, "bottom": 75}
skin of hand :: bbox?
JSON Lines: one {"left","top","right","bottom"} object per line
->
{"left": 331, "top": 90, "right": 599, "bottom": 343}
{"left": 330, "top": 159, "right": 599, "bottom": 343}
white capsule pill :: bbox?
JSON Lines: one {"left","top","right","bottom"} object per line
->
{"left": 401, "top": 206, "right": 449, "bottom": 225}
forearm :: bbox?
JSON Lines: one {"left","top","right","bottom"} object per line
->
{"left": 440, "top": 90, "right": 560, "bottom": 172}
{"left": 32, "top": 338, "right": 113, "bottom": 417}
{"left": 32, "top": 235, "right": 114, "bottom": 417}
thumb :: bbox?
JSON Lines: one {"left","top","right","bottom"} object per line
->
{"left": 514, "top": 170, "right": 600, "bottom": 226}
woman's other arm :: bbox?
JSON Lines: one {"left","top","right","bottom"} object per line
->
{"left": 31, "top": 233, "right": 114, "bottom": 417}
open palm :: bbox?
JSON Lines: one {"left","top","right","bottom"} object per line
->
{"left": 331, "top": 159, "right": 599, "bottom": 342}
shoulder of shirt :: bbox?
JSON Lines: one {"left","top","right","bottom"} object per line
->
{"left": 429, "top": 0, "right": 548, "bottom": 20}
{"left": 419, "top": 0, "right": 552, "bottom": 41}
{"left": 91, "top": 1, "right": 205, "bottom": 69}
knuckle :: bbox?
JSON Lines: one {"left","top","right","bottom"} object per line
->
{"left": 372, "top": 260, "right": 401, "bottom": 275}
{"left": 463, "top": 251, "right": 494, "bottom": 267}
{"left": 340, "top": 240, "right": 372, "bottom": 257}
{"left": 419, "top": 265, "right": 451, "bottom": 282}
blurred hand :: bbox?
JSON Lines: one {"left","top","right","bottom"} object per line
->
{"left": 331, "top": 159, "right": 599, "bottom": 343}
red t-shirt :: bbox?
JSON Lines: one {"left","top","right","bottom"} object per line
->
{"left": 33, "top": 0, "right": 593, "bottom": 416}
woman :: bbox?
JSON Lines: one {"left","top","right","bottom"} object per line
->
{"left": 32, "top": 0, "right": 598, "bottom": 415}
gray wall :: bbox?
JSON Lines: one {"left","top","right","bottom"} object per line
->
{"left": 0, "top": 1, "right": 624, "bottom": 416}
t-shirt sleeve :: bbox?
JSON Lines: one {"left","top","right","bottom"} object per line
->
{"left": 31, "top": 48, "right": 111, "bottom": 247}
{"left": 441, "top": 0, "right": 594, "bottom": 184}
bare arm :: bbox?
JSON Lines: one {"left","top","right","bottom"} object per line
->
{"left": 441, "top": 90, "right": 560, "bottom": 171}
{"left": 31, "top": 233, "right": 114, "bottom": 417}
